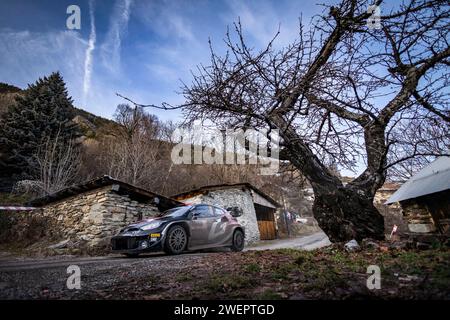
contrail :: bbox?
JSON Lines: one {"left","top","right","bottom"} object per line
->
{"left": 102, "top": 0, "right": 133, "bottom": 73}
{"left": 83, "top": 0, "right": 96, "bottom": 101}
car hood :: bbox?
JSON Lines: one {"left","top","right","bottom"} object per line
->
{"left": 128, "top": 217, "right": 167, "bottom": 229}
{"left": 126, "top": 214, "right": 188, "bottom": 229}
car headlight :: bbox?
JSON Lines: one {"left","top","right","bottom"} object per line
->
{"left": 140, "top": 240, "right": 149, "bottom": 249}
{"left": 140, "top": 221, "right": 162, "bottom": 230}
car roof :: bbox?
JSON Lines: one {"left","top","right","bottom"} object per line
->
{"left": 193, "top": 203, "right": 226, "bottom": 210}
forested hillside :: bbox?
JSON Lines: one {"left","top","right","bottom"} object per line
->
{"left": 0, "top": 73, "right": 310, "bottom": 215}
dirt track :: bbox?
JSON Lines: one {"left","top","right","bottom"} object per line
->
{"left": 0, "top": 233, "right": 331, "bottom": 299}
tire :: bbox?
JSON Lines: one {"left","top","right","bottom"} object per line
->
{"left": 164, "top": 225, "right": 188, "bottom": 255}
{"left": 230, "top": 229, "right": 245, "bottom": 252}
{"left": 124, "top": 253, "right": 139, "bottom": 258}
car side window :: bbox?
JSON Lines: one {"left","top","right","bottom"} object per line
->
{"left": 192, "top": 205, "right": 214, "bottom": 218}
{"left": 213, "top": 207, "right": 226, "bottom": 217}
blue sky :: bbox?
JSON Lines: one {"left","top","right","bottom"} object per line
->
{"left": 0, "top": 0, "right": 324, "bottom": 122}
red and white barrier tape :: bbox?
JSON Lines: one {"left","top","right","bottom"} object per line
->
{"left": 389, "top": 224, "right": 398, "bottom": 239}
{"left": 0, "top": 206, "right": 37, "bottom": 211}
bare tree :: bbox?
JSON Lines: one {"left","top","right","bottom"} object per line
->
{"left": 99, "top": 104, "right": 170, "bottom": 189}
{"left": 387, "top": 119, "right": 448, "bottom": 180}
{"left": 120, "top": 0, "right": 449, "bottom": 241}
{"left": 14, "top": 132, "right": 81, "bottom": 196}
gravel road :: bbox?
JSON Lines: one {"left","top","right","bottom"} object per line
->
{"left": 0, "top": 232, "right": 330, "bottom": 299}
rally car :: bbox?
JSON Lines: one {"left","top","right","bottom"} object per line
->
{"left": 111, "top": 204, "right": 245, "bottom": 257}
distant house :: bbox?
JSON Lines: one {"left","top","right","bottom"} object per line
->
{"left": 386, "top": 156, "right": 450, "bottom": 234}
{"left": 172, "top": 183, "right": 280, "bottom": 243}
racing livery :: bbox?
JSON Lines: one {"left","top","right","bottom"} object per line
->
{"left": 111, "top": 204, "right": 245, "bottom": 256}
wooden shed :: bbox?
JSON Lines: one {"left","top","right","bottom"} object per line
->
{"left": 386, "top": 156, "right": 450, "bottom": 234}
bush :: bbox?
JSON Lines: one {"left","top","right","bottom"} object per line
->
{"left": 0, "top": 212, "right": 14, "bottom": 241}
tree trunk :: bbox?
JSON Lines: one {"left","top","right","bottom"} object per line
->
{"left": 312, "top": 184, "right": 385, "bottom": 242}
{"left": 271, "top": 114, "right": 385, "bottom": 242}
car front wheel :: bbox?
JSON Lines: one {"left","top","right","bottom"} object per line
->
{"left": 164, "top": 225, "right": 188, "bottom": 255}
{"left": 230, "top": 229, "right": 245, "bottom": 252}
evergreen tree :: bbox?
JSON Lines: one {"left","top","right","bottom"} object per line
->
{"left": 0, "top": 72, "right": 80, "bottom": 191}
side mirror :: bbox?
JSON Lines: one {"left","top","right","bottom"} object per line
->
{"left": 192, "top": 212, "right": 200, "bottom": 220}
{"left": 226, "top": 207, "right": 243, "bottom": 217}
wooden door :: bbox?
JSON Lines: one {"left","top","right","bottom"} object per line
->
{"left": 258, "top": 220, "right": 277, "bottom": 240}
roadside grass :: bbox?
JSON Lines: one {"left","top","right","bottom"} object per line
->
{"left": 2, "top": 240, "right": 448, "bottom": 300}
{"left": 270, "top": 263, "right": 297, "bottom": 280}
{"left": 0, "top": 192, "right": 30, "bottom": 205}
{"left": 257, "top": 289, "right": 283, "bottom": 300}
{"left": 148, "top": 274, "right": 160, "bottom": 286}
{"left": 243, "top": 263, "right": 261, "bottom": 274}
{"left": 110, "top": 246, "right": 450, "bottom": 299}
{"left": 206, "top": 273, "right": 257, "bottom": 292}
{"left": 176, "top": 274, "right": 194, "bottom": 282}
{"left": 190, "top": 246, "right": 450, "bottom": 299}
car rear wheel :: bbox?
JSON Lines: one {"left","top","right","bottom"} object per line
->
{"left": 230, "top": 229, "right": 244, "bottom": 252}
{"left": 164, "top": 225, "right": 188, "bottom": 255}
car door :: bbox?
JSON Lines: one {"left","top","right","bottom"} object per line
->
{"left": 207, "top": 207, "right": 232, "bottom": 245}
{"left": 188, "top": 205, "right": 215, "bottom": 248}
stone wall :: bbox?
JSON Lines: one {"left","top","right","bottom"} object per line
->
{"left": 178, "top": 188, "right": 261, "bottom": 244}
{"left": 2, "top": 186, "right": 159, "bottom": 253}
{"left": 401, "top": 199, "right": 436, "bottom": 233}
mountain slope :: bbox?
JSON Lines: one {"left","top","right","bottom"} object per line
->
{"left": 0, "top": 83, "right": 119, "bottom": 138}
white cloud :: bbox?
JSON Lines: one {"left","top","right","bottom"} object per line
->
{"left": 100, "top": 0, "right": 133, "bottom": 74}
{"left": 0, "top": 28, "right": 86, "bottom": 96}
{"left": 83, "top": 0, "right": 96, "bottom": 102}
{"left": 135, "top": 1, "right": 196, "bottom": 42}
{"left": 165, "top": 14, "right": 195, "bottom": 42}
{"left": 0, "top": 28, "right": 117, "bottom": 119}
{"left": 223, "top": 0, "right": 306, "bottom": 49}
{"left": 145, "top": 63, "right": 179, "bottom": 83}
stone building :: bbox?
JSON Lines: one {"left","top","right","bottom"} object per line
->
{"left": 172, "top": 183, "right": 280, "bottom": 244}
{"left": 386, "top": 156, "right": 450, "bottom": 235}
{"left": 23, "top": 176, "right": 181, "bottom": 250}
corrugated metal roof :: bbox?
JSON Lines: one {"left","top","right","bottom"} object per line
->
{"left": 386, "top": 156, "right": 450, "bottom": 204}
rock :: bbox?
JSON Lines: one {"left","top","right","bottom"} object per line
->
{"left": 389, "top": 240, "right": 408, "bottom": 250}
{"left": 416, "top": 242, "right": 432, "bottom": 250}
{"left": 48, "top": 239, "right": 70, "bottom": 249}
{"left": 344, "top": 239, "right": 360, "bottom": 252}
{"left": 398, "top": 275, "right": 419, "bottom": 282}
{"left": 362, "top": 238, "right": 380, "bottom": 249}
{"left": 408, "top": 223, "right": 436, "bottom": 233}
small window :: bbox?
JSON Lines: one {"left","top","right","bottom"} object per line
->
{"left": 192, "top": 205, "right": 214, "bottom": 218}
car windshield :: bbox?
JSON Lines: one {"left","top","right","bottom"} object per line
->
{"left": 157, "top": 206, "right": 192, "bottom": 218}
